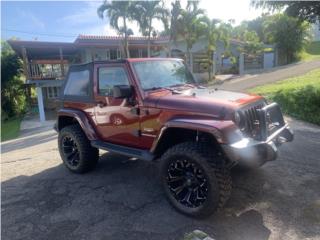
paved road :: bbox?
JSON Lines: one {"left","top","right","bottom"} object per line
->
{"left": 218, "top": 60, "right": 320, "bottom": 91}
{"left": 2, "top": 117, "right": 320, "bottom": 240}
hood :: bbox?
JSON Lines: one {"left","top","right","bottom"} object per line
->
{"left": 144, "top": 88, "right": 264, "bottom": 120}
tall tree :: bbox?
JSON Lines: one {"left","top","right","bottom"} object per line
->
{"left": 98, "top": 1, "right": 135, "bottom": 58}
{"left": 176, "top": 1, "right": 206, "bottom": 66}
{"left": 239, "top": 30, "right": 264, "bottom": 55}
{"left": 202, "top": 18, "right": 231, "bottom": 81}
{"left": 252, "top": 1, "right": 320, "bottom": 24}
{"left": 161, "top": 0, "right": 182, "bottom": 56}
{"left": 133, "top": 1, "right": 168, "bottom": 57}
{"left": 263, "top": 14, "right": 310, "bottom": 63}
{"left": 244, "top": 13, "right": 271, "bottom": 43}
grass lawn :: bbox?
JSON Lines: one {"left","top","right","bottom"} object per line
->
{"left": 250, "top": 69, "right": 320, "bottom": 125}
{"left": 300, "top": 41, "right": 320, "bottom": 61}
{"left": 1, "top": 117, "right": 22, "bottom": 142}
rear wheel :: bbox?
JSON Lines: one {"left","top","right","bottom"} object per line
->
{"left": 58, "top": 125, "right": 99, "bottom": 173}
{"left": 160, "top": 142, "right": 232, "bottom": 217}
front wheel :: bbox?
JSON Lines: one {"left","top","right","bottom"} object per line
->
{"left": 58, "top": 125, "right": 99, "bottom": 173}
{"left": 160, "top": 142, "right": 232, "bottom": 217}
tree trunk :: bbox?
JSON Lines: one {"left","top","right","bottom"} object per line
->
{"left": 147, "top": 33, "right": 151, "bottom": 58}
{"left": 208, "top": 50, "right": 213, "bottom": 82}
{"left": 208, "top": 51, "right": 212, "bottom": 82}
{"left": 187, "top": 47, "right": 192, "bottom": 71}
{"left": 168, "top": 33, "right": 173, "bottom": 57}
{"left": 123, "top": 17, "right": 130, "bottom": 58}
{"left": 147, "top": 19, "right": 152, "bottom": 58}
{"left": 168, "top": 29, "right": 174, "bottom": 57}
{"left": 168, "top": 40, "right": 172, "bottom": 57}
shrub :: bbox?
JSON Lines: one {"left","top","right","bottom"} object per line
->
{"left": 269, "top": 85, "right": 320, "bottom": 125}
{"left": 1, "top": 41, "right": 26, "bottom": 118}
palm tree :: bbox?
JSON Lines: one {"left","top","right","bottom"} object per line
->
{"left": 176, "top": 1, "right": 206, "bottom": 66}
{"left": 132, "top": 1, "right": 168, "bottom": 57}
{"left": 161, "top": 0, "right": 182, "bottom": 57}
{"left": 118, "top": 27, "right": 134, "bottom": 58}
{"left": 98, "top": 1, "right": 135, "bottom": 58}
{"left": 202, "top": 17, "right": 231, "bottom": 80}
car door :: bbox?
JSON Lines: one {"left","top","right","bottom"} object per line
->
{"left": 93, "top": 63, "right": 141, "bottom": 148}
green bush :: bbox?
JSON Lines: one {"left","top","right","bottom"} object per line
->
{"left": 1, "top": 40, "right": 27, "bottom": 118}
{"left": 251, "top": 69, "right": 320, "bottom": 125}
{"left": 1, "top": 77, "right": 27, "bottom": 117}
{"left": 268, "top": 85, "right": 320, "bottom": 125}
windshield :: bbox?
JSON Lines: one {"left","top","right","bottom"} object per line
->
{"left": 132, "top": 60, "right": 196, "bottom": 90}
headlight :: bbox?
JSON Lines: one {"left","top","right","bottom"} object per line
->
{"left": 233, "top": 111, "right": 245, "bottom": 130}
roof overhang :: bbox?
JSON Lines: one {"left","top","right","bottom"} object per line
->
{"left": 7, "top": 36, "right": 169, "bottom": 59}
{"left": 8, "top": 40, "right": 78, "bottom": 60}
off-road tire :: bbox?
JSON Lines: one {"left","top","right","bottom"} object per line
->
{"left": 160, "top": 142, "right": 232, "bottom": 217}
{"left": 58, "top": 125, "right": 99, "bottom": 173}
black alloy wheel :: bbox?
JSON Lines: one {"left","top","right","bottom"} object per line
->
{"left": 160, "top": 142, "right": 232, "bottom": 217}
{"left": 58, "top": 125, "right": 99, "bottom": 173}
{"left": 62, "top": 135, "right": 80, "bottom": 167}
{"left": 167, "top": 159, "right": 208, "bottom": 208}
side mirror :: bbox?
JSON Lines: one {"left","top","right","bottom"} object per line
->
{"left": 113, "top": 85, "right": 133, "bottom": 98}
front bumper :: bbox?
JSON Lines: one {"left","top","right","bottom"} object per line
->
{"left": 222, "top": 103, "right": 294, "bottom": 167}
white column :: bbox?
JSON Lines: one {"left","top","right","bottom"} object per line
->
{"left": 239, "top": 53, "right": 244, "bottom": 75}
{"left": 190, "top": 53, "right": 193, "bottom": 74}
{"left": 36, "top": 86, "right": 46, "bottom": 122}
{"left": 212, "top": 52, "right": 216, "bottom": 75}
{"left": 274, "top": 48, "right": 279, "bottom": 66}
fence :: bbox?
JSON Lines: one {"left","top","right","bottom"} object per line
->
{"left": 239, "top": 52, "right": 275, "bottom": 75}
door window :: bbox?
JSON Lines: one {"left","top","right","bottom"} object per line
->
{"left": 64, "top": 70, "right": 90, "bottom": 96}
{"left": 98, "top": 67, "right": 130, "bottom": 96}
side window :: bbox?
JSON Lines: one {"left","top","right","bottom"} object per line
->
{"left": 98, "top": 67, "right": 130, "bottom": 96}
{"left": 64, "top": 70, "right": 90, "bottom": 96}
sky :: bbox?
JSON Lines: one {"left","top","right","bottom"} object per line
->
{"left": 1, "top": 0, "right": 264, "bottom": 43}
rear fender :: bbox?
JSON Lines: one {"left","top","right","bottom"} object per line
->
{"left": 57, "top": 108, "right": 98, "bottom": 140}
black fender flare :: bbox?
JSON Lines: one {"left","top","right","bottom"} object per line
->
{"left": 57, "top": 108, "right": 98, "bottom": 140}
{"left": 150, "top": 118, "right": 236, "bottom": 153}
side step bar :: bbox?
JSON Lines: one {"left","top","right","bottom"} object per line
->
{"left": 91, "top": 140, "right": 154, "bottom": 161}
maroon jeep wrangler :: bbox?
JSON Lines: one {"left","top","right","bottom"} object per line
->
{"left": 56, "top": 58, "right": 293, "bottom": 217}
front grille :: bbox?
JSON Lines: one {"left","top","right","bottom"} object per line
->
{"left": 240, "top": 102, "right": 285, "bottom": 141}
{"left": 241, "top": 102, "right": 266, "bottom": 140}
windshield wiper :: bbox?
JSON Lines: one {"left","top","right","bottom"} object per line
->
{"left": 145, "top": 86, "right": 182, "bottom": 94}
{"left": 168, "top": 83, "right": 195, "bottom": 88}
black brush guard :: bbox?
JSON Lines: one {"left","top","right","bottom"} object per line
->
{"left": 257, "top": 103, "right": 294, "bottom": 143}
{"left": 222, "top": 102, "right": 294, "bottom": 167}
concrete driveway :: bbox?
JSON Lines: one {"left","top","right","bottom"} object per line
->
{"left": 1, "top": 116, "right": 320, "bottom": 240}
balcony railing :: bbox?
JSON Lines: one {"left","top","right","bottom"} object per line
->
{"left": 28, "top": 60, "right": 69, "bottom": 80}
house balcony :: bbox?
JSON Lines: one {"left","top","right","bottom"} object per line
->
{"left": 27, "top": 60, "right": 69, "bottom": 81}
